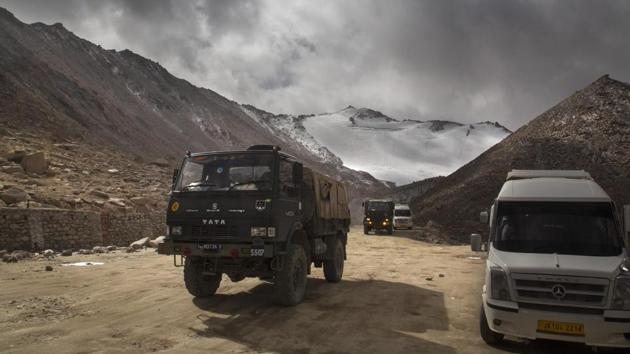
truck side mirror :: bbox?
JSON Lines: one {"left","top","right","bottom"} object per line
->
{"left": 624, "top": 205, "right": 630, "bottom": 244}
{"left": 480, "top": 211, "right": 489, "bottom": 224}
{"left": 172, "top": 168, "right": 179, "bottom": 189}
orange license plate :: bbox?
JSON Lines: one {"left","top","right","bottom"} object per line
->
{"left": 537, "top": 320, "right": 584, "bottom": 336}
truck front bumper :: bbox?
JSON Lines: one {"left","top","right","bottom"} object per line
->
{"left": 483, "top": 295, "right": 630, "bottom": 348}
{"left": 158, "top": 240, "right": 276, "bottom": 258}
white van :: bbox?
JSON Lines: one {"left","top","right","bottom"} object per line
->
{"left": 393, "top": 204, "right": 413, "bottom": 230}
{"left": 475, "top": 170, "right": 630, "bottom": 348}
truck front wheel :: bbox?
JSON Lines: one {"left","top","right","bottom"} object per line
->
{"left": 273, "top": 244, "right": 308, "bottom": 306}
{"left": 479, "top": 305, "right": 504, "bottom": 345}
{"left": 363, "top": 225, "right": 370, "bottom": 235}
{"left": 324, "top": 238, "right": 344, "bottom": 283}
{"left": 183, "top": 256, "right": 222, "bottom": 298}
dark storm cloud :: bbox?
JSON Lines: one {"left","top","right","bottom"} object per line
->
{"left": 2, "top": 0, "right": 630, "bottom": 129}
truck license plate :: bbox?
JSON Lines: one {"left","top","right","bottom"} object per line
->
{"left": 250, "top": 247, "right": 264, "bottom": 257}
{"left": 198, "top": 243, "right": 221, "bottom": 252}
{"left": 537, "top": 320, "right": 584, "bottom": 336}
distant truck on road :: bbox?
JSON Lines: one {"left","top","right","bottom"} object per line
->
{"left": 363, "top": 199, "right": 395, "bottom": 235}
{"left": 474, "top": 170, "right": 630, "bottom": 349}
{"left": 159, "top": 145, "right": 351, "bottom": 306}
{"left": 393, "top": 204, "right": 413, "bottom": 230}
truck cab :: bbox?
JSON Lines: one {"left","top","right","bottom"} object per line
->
{"left": 159, "top": 145, "right": 350, "bottom": 306}
{"left": 475, "top": 170, "right": 630, "bottom": 348}
{"left": 363, "top": 199, "right": 395, "bottom": 235}
{"left": 393, "top": 204, "right": 413, "bottom": 230}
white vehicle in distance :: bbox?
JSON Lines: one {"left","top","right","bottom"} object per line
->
{"left": 474, "top": 170, "right": 630, "bottom": 349}
{"left": 394, "top": 204, "right": 413, "bottom": 230}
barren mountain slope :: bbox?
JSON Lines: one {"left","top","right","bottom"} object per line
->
{"left": 412, "top": 75, "right": 630, "bottom": 242}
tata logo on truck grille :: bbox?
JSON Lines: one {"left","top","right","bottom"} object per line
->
{"left": 202, "top": 219, "right": 226, "bottom": 225}
{"left": 551, "top": 284, "right": 567, "bottom": 299}
{"left": 255, "top": 200, "right": 267, "bottom": 211}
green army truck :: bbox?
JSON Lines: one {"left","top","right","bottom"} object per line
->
{"left": 158, "top": 145, "right": 351, "bottom": 306}
{"left": 363, "top": 199, "right": 395, "bottom": 235}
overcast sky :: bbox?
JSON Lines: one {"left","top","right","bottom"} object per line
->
{"left": 2, "top": 0, "right": 630, "bottom": 129}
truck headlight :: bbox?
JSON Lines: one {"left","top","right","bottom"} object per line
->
{"left": 171, "top": 226, "right": 182, "bottom": 236}
{"left": 490, "top": 266, "right": 511, "bottom": 301}
{"left": 612, "top": 277, "right": 630, "bottom": 310}
{"left": 251, "top": 227, "right": 267, "bottom": 237}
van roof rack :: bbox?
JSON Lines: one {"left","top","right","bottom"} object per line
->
{"left": 506, "top": 170, "right": 592, "bottom": 181}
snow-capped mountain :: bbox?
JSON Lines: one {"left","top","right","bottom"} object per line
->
{"left": 243, "top": 105, "right": 511, "bottom": 185}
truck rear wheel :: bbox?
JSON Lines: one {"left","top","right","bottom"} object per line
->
{"left": 184, "top": 256, "right": 222, "bottom": 298}
{"left": 480, "top": 305, "right": 504, "bottom": 345}
{"left": 324, "top": 238, "right": 344, "bottom": 283}
{"left": 273, "top": 244, "right": 308, "bottom": 306}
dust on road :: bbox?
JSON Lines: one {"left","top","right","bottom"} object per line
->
{"left": 0, "top": 227, "right": 609, "bottom": 353}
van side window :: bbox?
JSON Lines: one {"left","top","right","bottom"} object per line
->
{"left": 279, "top": 160, "right": 294, "bottom": 197}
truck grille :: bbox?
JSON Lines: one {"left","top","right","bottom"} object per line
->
{"left": 511, "top": 273, "right": 609, "bottom": 307}
{"left": 188, "top": 225, "right": 238, "bottom": 238}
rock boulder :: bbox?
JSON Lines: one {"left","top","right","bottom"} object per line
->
{"left": 21, "top": 152, "right": 49, "bottom": 174}
{"left": 0, "top": 187, "right": 29, "bottom": 204}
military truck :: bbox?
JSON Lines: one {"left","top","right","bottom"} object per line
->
{"left": 362, "top": 199, "right": 395, "bottom": 235}
{"left": 158, "top": 145, "right": 351, "bottom": 306}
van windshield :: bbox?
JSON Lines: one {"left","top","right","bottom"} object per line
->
{"left": 175, "top": 154, "right": 273, "bottom": 192}
{"left": 395, "top": 209, "right": 411, "bottom": 217}
{"left": 493, "top": 202, "right": 623, "bottom": 256}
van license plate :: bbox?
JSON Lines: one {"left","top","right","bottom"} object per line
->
{"left": 198, "top": 243, "right": 221, "bottom": 252}
{"left": 537, "top": 320, "right": 584, "bottom": 336}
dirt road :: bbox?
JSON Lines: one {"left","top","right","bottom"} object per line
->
{"left": 0, "top": 227, "right": 612, "bottom": 353}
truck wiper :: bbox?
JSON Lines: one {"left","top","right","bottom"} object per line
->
{"left": 228, "top": 180, "right": 270, "bottom": 191}
{"left": 182, "top": 182, "right": 218, "bottom": 191}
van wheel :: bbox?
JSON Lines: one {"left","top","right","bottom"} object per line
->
{"left": 324, "top": 238, "right": 344, "bottom": 283}
{"left": 184, "top": 256, "right": 222, "bottom": 298}
{"left": 480, "top": 305, "right": 504, "bottom": 345}
{"left": 273, "top": 244, "right": 308, "bottom": 306}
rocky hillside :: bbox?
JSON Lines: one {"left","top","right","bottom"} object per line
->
{"left": 0, "top": 127, "right": 171, "bottom": 212}
{"left": 411, "top": 75, "right": 630, "bottom": 242}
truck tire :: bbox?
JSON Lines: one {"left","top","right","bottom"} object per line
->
{"left": 323, "top": 238, "right": 344, "bottom": 283}
{"left": 480, "top": 305, "right": 504, "bottom": 345}
{"left": 387, "top": 226, "right": 394, "bottom": 235}
{"left": 184, "top": 256, "right": 221, "bottom": 298}
{"left": 363, "top": 225, "right": 370, "bottom": 235}
{"left": 273, "top": 244, "right": 308, "bottom": 306}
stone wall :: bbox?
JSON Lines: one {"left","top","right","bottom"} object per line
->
{"left": 0, "top": 208, "right": 101, "bottom": 250}
{"left": 0, "top": 208, "right": 165, "bottom": 251}
{"left": 101, "top": 212, "right": 164, "bottom": 246}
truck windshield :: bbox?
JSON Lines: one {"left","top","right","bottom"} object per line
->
{"left": 368, "top": 202, "right": 391, "bottom": 211}
{"left": 175, "top": 154, "right": 273, "bottom": 192}
{"left": 395, "top": 209, "right": 411, "bottom": 217}
{"left": 493, "top": 202, "right": 623, "bottom": 256}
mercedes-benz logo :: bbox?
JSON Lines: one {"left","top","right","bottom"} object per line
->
{"left": 551, "top": 284, "right": 567, "bottom": 299}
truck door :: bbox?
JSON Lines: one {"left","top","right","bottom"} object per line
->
{"left": 276, "top": 159, "right": 302, "bottom": 240}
